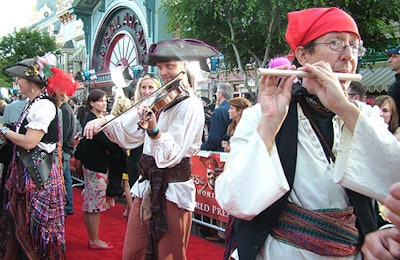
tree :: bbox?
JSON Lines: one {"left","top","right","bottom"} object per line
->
{"left": 160, "top": 0, "right": 291, "bottom": 100}
{"left": 160, "top": 0, "right": 399, "bottom": 96}
{"left": 0, "top": 27, "right": 58, "bottom": 87}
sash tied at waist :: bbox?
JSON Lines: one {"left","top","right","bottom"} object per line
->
{"left": 271, "top": 202, "right": 360, "bottom": 257}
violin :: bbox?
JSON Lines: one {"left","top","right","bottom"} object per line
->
{"left": 138, "top": 80, "right": 189, "bottom": 129}
{"left": 97, "top": 71, "right": 186, "bottom": 132}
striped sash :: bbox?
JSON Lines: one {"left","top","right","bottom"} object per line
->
{"left": 271, "top": 202, "right": 360, "bottom": 256}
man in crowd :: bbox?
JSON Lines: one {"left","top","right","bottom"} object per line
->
{"left": 347, "top": 81, "right": 366, "bottom": 102}
{"left": 2, "top": 94, "right": 28, "bottom": 128}
{"left": 60, "top": 94, "right": 77, "bottom": 215}
{"left": 216, "top": 7, "right": 400, "bottom": 259}
{"left": 83, "top": 38, "right": 217, "bottom": 259}
{"left": 201, "top": 82, "right": 233, "bottom": 151}
{"left": 387, "top": 44, "right": 400, "bottom": 122}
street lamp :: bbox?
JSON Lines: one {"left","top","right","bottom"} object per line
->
{"left": 131, "top": 65, "right": 144, "bottom": 81}
{"left": 75, "top": 69, "right": 97, "bottom": 96}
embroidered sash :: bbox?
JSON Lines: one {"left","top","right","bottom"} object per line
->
{"left": 271, "top": 202, "right": 360, "bottom": 257}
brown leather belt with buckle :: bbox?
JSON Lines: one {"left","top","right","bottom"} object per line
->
{"left": 139, "top": 168, "right": 192, "bottom": 183}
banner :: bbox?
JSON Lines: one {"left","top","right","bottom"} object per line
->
{"left": 191, "top": 152, "right": 229, "bottom": 223}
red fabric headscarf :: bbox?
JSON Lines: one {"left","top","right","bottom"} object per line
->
{"left": 285, "top": 7, "right": 360, "bottom": 53}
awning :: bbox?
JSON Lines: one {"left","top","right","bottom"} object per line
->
{"left": 70, "top": 47, "right": 86, "bottom": 63}
{"left": 359, "top": 61, "right": 396, "bottom": 93}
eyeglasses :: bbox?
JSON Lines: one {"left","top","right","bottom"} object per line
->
{"left": 313, "top": 40, "right": 365, "bottom": 57}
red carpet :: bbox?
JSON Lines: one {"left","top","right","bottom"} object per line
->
{"left": 66, "top": 187, "right": 224, "bottom": 259}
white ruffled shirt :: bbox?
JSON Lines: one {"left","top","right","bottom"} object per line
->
{"left": 216, "top": 101, "right": 400, "bottom": 259}
{"left": 103, "top": 88, "right": 205, "bottom": 211}
{"left": 17, "top": 99, "right": 57, "bottom": 153}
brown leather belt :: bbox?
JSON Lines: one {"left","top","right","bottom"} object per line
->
{"left": 140, "top": 168, "right": 192, "bottom": 183}
{"left": 163, "top": 168, "right": 192, "bottom": 183}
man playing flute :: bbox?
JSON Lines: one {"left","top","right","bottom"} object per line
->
{"left": 216, "top": 7, "right": 400, "bottom": 260}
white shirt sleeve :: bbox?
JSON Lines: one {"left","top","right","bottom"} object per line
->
{"left": 333, "top": 102, "right": 400, "bottom": 202}
{"left": 26, "top": 99, "right": 56, "bottom": 133}
{"left": 215, "top": 104, "right": 290, "bottom": 221}
{"left": 24, "top": 99, "right": 57, "bottom": 152}
{"left": 145, "top": 91, "right": 205, "bottom": 168}
{"left": 102, "top": 108, "right": 145, "bottom": 150}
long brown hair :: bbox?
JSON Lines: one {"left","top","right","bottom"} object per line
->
{"left": 373, "top": 95, "right": 399, "bottom": 133}
{"left": 226, "top": 97, "right": 251, "bottom": 135}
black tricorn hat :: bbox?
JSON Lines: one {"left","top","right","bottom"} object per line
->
{"left": 3, "top": 58, "right": 47, "bottom": 86}
{"left": 145, "top": 38, "right": 219, "bottom": 66}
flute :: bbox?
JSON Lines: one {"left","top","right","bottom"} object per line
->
{"left": 257, "top": 68, "right": 362, "bottom": 82}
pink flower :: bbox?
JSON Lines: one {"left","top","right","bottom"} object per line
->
{"left": 36, "top": 53, "right": 57, "bottom": 77}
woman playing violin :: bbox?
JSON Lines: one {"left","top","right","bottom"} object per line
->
{"left": 83, "top": 39, "right": 205, "bottom": 260}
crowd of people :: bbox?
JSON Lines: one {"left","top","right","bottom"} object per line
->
{"left": 0, "top": 5, "right": 400, "bottom": 260}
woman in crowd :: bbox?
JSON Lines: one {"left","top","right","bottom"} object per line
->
{"left": 109, "top": 93, "right": 132, "bottom": 218}
{"left": 371, "top": 95, "right": 400, "bottom": 228}
{"left": 0, "top": 53, "right": 77, "bottom": 259}
{"left": 122, "top": 73, "right": 161, "bottom": 219}
{"left": 221, "top": 97, "right": 251, "bottom": 152}
{"left": 76, "top": 104, "right": 87, "bottom": 133}
{"left": 76, "top": 89, "right": 118, "bottom": 250}
{"left": 373, "top": 95, "right": 400, "bottom": 141}
{"left": 105, "top": 92, "right": 131, "bottom": 202}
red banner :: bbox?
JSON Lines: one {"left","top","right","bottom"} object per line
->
{"left": 191, "top": 153, "right": 229, "bottom": 223}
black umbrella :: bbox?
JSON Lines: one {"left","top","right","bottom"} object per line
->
{"left": 145, "top": 38, "right": 219, "bottom": 69}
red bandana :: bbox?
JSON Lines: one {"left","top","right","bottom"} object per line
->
{"left": 285, "top": 7, "right": 360, "bottom": 53}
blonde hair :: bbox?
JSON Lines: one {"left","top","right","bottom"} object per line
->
{"left": 111, "top": 95, "right": 131, "bottom": 116}
{"left": 134, "top": 74, "right": 162, "bottom": 102}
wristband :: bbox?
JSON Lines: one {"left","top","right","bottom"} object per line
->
{"left": 146, "top": 126, "right": 159, "bottom": 138}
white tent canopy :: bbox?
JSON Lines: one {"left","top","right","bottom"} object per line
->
{"left": 359, "top": 61, "right": 396, "bottom": 93}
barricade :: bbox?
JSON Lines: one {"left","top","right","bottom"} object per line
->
{"left": 68, "top": 148, "right": 229, "bottom": 233}
{"left": 191, "top": 151, "right": 228, "bottom": 232}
